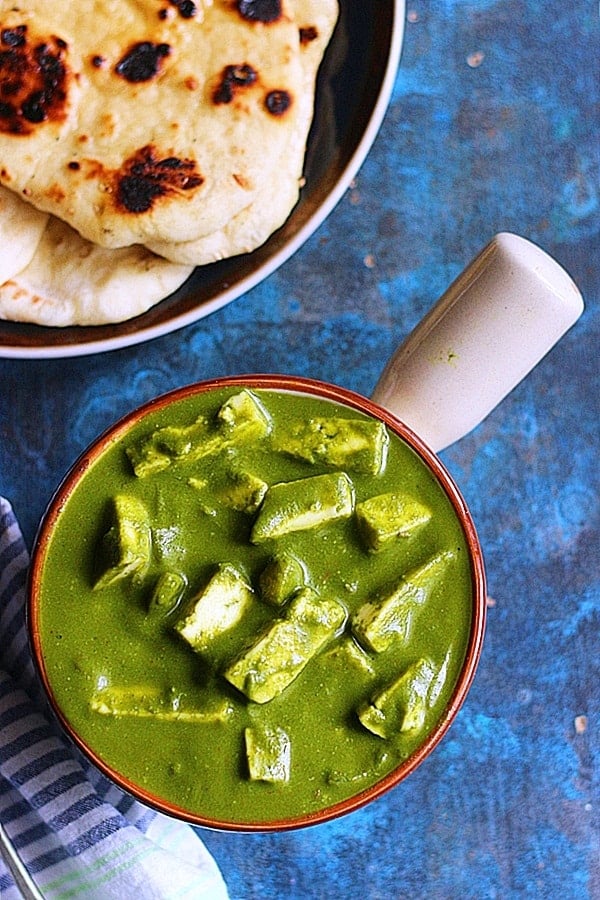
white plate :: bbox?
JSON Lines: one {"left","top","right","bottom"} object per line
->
{"left": 0, "top": 1, "right": 405, "bottom": 359}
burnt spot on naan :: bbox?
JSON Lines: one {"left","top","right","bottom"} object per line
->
{"left": 115, "top": 42, "right": 172, "bottom": 83}
{"left": 236, "top": 0, "right": 283, "bottom": 24}
{"left": 113, "top": 145, "right": 204, "bottom": 214}
{"left": 211, "top": 64, "right": 293, "bottom": 118}
{"left": 157, "top": 1, "right": 198, "bottom": 22}
{"left": 213, "top": 64, "right": 258, "bottom": 105}
{"left": 264, "top": 89, "right": 292, "bottom": 116}
{"left": 0, "top": 25, "right": 69, "bottom": 135}
{"left": 299, "top": 26, "right": 319, "bottom": 45}
{"left": 168, "top": 0, "right": 198, "bottom": 18}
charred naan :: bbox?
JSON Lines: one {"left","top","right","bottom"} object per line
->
{"left": 147, "top": 0, "right": 335, "bottom": 264}
{"left": 0, "top": 0, "right": 338, "bottom": 325}
{"left": 0, "top": 0, "right": 318, "bottom": 247}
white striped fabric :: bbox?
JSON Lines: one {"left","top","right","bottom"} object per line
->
{"left": 0, "top": 497, "right": 228, "bottom": 900}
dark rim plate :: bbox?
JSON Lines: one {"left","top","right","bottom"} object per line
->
{"left": 0, "top": 1, "right": 405, "bottom": 359}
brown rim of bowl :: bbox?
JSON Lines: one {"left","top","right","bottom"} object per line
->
{"left": 27, "top": 374, "right": 487, "bottom": 833}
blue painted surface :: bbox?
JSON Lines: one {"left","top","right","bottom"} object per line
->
{"left": 1, "top": 1, "right": 598, "bottom": 897}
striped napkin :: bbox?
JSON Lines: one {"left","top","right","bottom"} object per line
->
{"left": 0, "top": 497, "right": 229, "bottom": 900}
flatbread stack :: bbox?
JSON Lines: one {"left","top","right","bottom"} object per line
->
{"left": 0, "top": 0, "right": 338, "bottom": 326}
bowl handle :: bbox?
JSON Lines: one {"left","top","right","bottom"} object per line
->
{"left": 371, "top": 232, "right": 584, "bottom": 453}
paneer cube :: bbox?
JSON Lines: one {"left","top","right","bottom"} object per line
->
{"left": 357, "top": 658, "right": 437, "bottom": 739}
{"left": 93, "top": 494, "right": 151, "bottom": 589}
{"left": 274, "top": 416, "right": 389, "bottom": 475}
{"left": 245, "top": 723, "right": 291, "bottom": 783}
{"left": 127, "top": 417, "right": 215, "bottom": 477}
{"left": 91, "top": 685, "right": 234, "bottom": 723}
{"left": 173, "top": 564, "right": 254, "bottom": 654}
{"left": 352, "top": 550, "right": 455, "bottom": 653}
{"left": 259, "top": 551, "right": 308, "bottom": 607}
{"left": 127, "top": 391, "right": 271, "bottom": 479}
{"left": 355, "top": 492, "right": 432, "bottom": 552}
{"left": 216, "top": 390, "right": 272, "bottom": 443}
{"left": 223, "top": 588, "right": 346, "bottom": 703}
{"left": 220, "top": 470, "right": 269, "bottom": 514}
{"left": 251, "top": 472, "right": 355, "bottom": 543}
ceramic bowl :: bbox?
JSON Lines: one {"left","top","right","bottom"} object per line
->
{"left": 28, "top": 374, "right": 486, "bottom": 831}
{"left": 27, "top": 234, "right": 582, "bottom": 830}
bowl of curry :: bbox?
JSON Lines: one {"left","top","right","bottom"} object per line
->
{"left": 27, "top": 374, "right": 486, "bottom": 831}
{"left": 27, "top": 233, "right": 583, "bottom": 830}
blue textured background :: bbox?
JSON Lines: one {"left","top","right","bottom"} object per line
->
{"left": 1, "top": 1, "right": 598, "bottom": 897}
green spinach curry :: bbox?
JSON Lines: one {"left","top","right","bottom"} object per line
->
{"left": 37, "top": 387, "right": 473, "bottom": 824}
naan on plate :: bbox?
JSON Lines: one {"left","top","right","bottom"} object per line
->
{"left": 147, "top": 0, "right": 336, "bottom": 264}
{"left": 0, "top": 0, "right": 338, "bottom": 325}
{"left": 0, "top": 184, "right": 48, "bottom": 282}
{"left": 0, "top": 214, "right": 193, "bottom": 326}
{"left": 0, "top": 0, "right": 316, "bottom": 247}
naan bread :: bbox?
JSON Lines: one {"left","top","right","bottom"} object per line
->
{"left": 0, "top": 0, "right": 338, "bottom": 325}
{"left": 0, "top": 0, "right": 307, "bottom": 247}
{"left": 0, "top": 214, "right": 192, "bottom": 326}
{"left": 147, "top": 0, "right": 336, "bottom": 264}
{"left": 0, "top": 184, "right": 48, "bottom": 282}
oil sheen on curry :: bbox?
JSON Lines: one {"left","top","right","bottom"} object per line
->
{"left": 37, "top": 388, "right": 473, "bottom": 824}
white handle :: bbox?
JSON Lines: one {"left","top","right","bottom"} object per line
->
{"left": 371, "top": 233, "right": 584, "bottom": 452}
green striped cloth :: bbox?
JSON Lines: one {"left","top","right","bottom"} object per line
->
{"left": 0, "top": 497, "right": 228, "bottom": 900}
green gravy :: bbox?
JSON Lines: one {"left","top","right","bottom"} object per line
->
{"left": 36, "top": 387, "right": 474, "bottom": 825}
